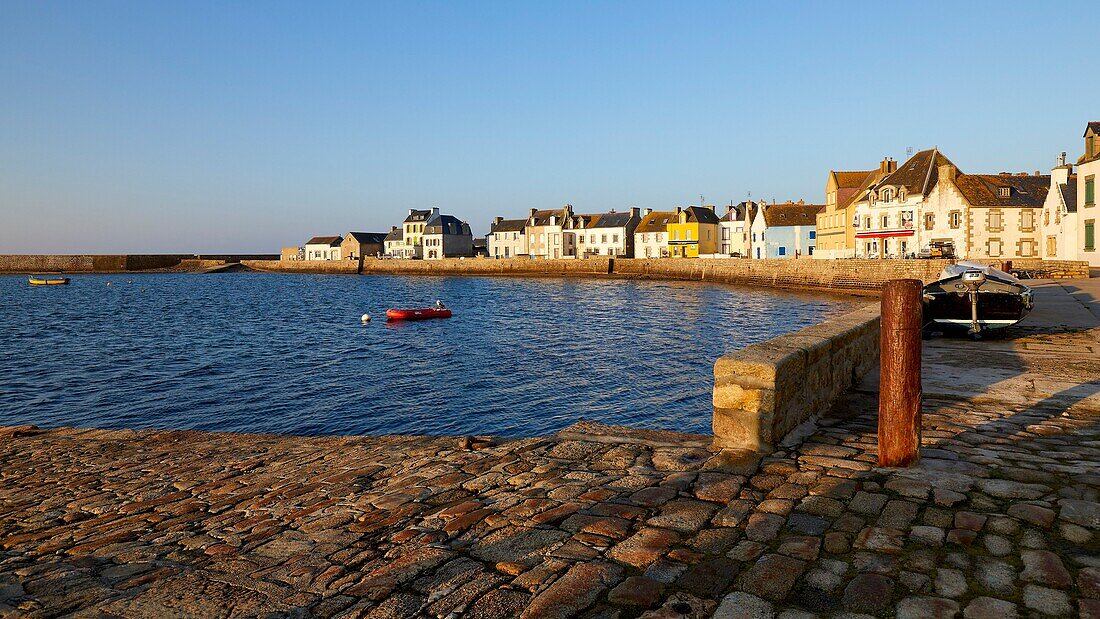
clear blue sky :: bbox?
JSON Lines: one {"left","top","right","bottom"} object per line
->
{"left": 2, "top": 1, "right": 1097, "bottom": 253}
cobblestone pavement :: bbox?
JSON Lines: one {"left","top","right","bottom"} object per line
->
{"left": 2, "top": 282, "right": 1099, "bottom": 618}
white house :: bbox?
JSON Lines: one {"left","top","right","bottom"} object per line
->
{"left": 569, "top": 208, "right": 641, "bottom": 257}
{"left": 1077, "top": 122, "right": 1099, "bottom": 266}
{"left": 304, "top": 236, "right": 342, "bottom": 260}
{"left": 487, "top": 217, "right": 528, "bottom": 259}
{"left": 634, "top": 209, "right": 673, "bottom": 259}
{"left": 1041, "top": 153, "right": 1077, "bottom": 261}
{"left": 422, "top": 213, "right": 473, "bottom": 260}
{"left": 718, "top": 202, "right": 750, "bottom": 257}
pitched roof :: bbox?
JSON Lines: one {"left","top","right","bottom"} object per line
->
{"left": 424, "top": 213, "right": 469, "bottom": 235}
{"left": 720, "top": 204, "right": 746, "bottom": 222}
{"left": 636, "top": 211, "right": 675, "bottom": 233}
{"left": 305, "top": 235, "right": 342, "bottom": 246}
{"left": 384, "top": 228, "right": 403, "bottom": 242}
{"left": 833, "top": 170, "right": 874, "bottom": 189}
{"left": 844, "top": 168, "right": 892, "bottom": 208}
{"left": 587, "top": 211, "right": 636, "bottom": 229}
{"left": 529, "top": 208, "right": 570, "bottom": 226}
{"left": 1060, "top": 178, "right": 1078, "bottom": 213}
{"left": 954, "top": 173, "right": 1050, "bottom": 208}
{"left": 679, "top": 206, "right": 721, "bottom": 225}
{"left": 1085, "top": 122, "right": 1100, "bottom": 136}
{"left": 490, "top": 218, "right": 527, "bottom": 233}
{"left": 762, "top": 202, "right": 825, "bottom": 227}
{"left": 345, "top": 232, "right": 387, "bottom": 244}
{"left": 404, "top": 209, "right": 433, "bottom": 223}
{"left": 878, "top": 149, "right": 958, "bottom": 196}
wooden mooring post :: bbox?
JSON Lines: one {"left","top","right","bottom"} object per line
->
{"left": 878, "top": 279, "right": 923, "bottom": 467}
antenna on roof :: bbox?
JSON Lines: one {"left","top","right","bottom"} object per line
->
{"left": 906, "top": 146, "right": 913, "bottom": 160}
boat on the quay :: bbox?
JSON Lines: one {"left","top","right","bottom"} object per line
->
{"left": 922, "top": 261, "right": 1033, "bottom": 338}
{"left": 28, "top": 276, "right": 71, "bottom": 286}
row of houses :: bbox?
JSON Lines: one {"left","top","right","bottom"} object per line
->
{"left": 285, "top": 208, "right": 479, "bottom": 261}
{"left": 486, "top": 201, "right": 824, "bottom": 260}
{"left": 284, "top": 122, "right": 1097, "bottom": 266}
{"left": 815, "top": 122, "right": 1099, "bottom": 266}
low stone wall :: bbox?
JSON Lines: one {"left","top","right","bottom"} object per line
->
{"left": 712, "top": 304, "right": 881, "bottom": 452}
{"left": 0, "top": 254, "right": 190, "bottom": 272}
{"left": 241, "top": 259, "right": 360, "bottom": 274}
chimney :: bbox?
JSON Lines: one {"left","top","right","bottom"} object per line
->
{"left": 797, "top": 198, "right": 804, "bottom": 205}
{"left": 1017, "top": 172, "right": 1028, "bottom": 177}
{"left": 529, "top": 208, "right": 537, "bottom": 218}
{"left": 643, "top": 207, "right": 652, "bottom": 217}
{"left": 494, "top": 216, "right": 503, "bottom": 225}
{"left": 879, "top": 157, "right": 896, "bottom": 174}
{"left": 431, "top": 207, "right": 440, "bottom": 216}
{"left": 938, "top": 163, "right": 957, "bottom": 185}
{"left": 704, "top": 204, "right": 715, "bottom": 212}
{"left": 1059, "top": 151, "right": 1068, "bottom": 167}
{"left": 408, "top": 208, "right": 415, "bottom": 216}
{"left": 1051, "top": 159, "right": 1072, "bottom": 185}
{"left": 630, "top": 207, "right": 640, "bottom": 218}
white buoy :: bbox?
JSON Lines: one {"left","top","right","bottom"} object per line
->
{"left": 361, "top": 313, "right": 371, "bottom": 323}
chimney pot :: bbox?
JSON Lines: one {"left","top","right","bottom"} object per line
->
{"left": 643, "top": 207, "right": 652, "bottom": 217}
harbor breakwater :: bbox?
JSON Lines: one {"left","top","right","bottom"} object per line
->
{"left": 0, "top": 254, "right": 278, "bottom": 273}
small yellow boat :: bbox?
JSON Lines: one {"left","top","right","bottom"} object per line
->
{"left": 28, "top": 276, "right": 71, "bottom": 286}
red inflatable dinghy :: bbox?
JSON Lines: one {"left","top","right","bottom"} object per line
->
{"left": 386, "top": 307, "right": 452, "bottom": 321}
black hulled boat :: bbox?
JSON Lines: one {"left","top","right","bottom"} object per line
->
{"left": 922, "top": 261, "right": 1033, "bottom": 338}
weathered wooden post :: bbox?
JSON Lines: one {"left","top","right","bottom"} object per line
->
{"left": 878, "top": 279, "right": 923, "bottom": 467}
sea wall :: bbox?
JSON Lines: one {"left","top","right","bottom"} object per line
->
{"left": 711, "top": 304, "right": 881, "bottom": 452}
{"left": 243, "top": 256, "right": 1090, "bottom": 292}
{"left": 0, "top": 255, "right": 279, "bottom": 273}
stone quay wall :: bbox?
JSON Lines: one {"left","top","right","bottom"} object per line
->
{"left": 243, "top": 256, "right": 1090, "bottom": 293}
{"left": 712, "top": 304, "right": 881, "bottom": 452}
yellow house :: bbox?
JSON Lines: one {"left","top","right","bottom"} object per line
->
{"left": 667, "top": 206, "right": 720, "bottom": 257}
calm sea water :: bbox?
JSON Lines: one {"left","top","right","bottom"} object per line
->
{"left": 0, "top": 273, "right": 855, "bottom": 437}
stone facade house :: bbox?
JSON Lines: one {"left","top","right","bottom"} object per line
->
{"left": 422, "top": 213, "right": 473, "bottom": 260}
{"left": 399, "top": 208, "right": 436, "bottom": 259}
{"left": 634, "top": 209, "right": 674, "bottom": 259}
{"left": 569, "top": 209, "right": 641, "bottom": 257}
{"left": 487, "top": 218, "right": 528, "bottom": 259}
{"left": 280, "top": 246, "right": 303, "bottom": 261}
{"left": 304, "top": 236, "right": 342, "bottom": 260}
{"left": 341, "top": 232, "right": 386, "bottom": 259}
{"left": 526, "top": 206, "right": 573, "bottom": 259}
{"left": 852, "top": 148, "right": 1051, "bottom": 261}
{"left": 1041, "top": 154, "right": 1077, "bottom": 261}
{"left": 667, "top": 206, "right": 720, "bottom": 258}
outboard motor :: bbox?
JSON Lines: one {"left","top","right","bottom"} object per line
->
{"left": 960, "top": 269, "right": 987, "bottom": 337}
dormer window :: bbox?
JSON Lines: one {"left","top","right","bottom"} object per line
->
{"left": 881, "top": 189, "right": 893, "bottom": 202}
{"left": 899, "top": 188, "right": 907, "bottom": 201}
{"left": 998, "top": 187, "right": 1011, "bottom": 198}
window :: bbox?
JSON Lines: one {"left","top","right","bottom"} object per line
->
{"left": 722, "top": 228, "right": 730, "bottom": 240}
{"left": 881, "top": 215, "right": 889, "bottom": 228}
{"left": 1021, "top": 210, "right": 1035, "bottom": 231}
{"left": 1089, "top": 135, "right": 1096, "bottom": 158}
{"left": 656, "top": 233, "right": 662, "bottom": 242}
{"left": 1086, "top": 220, "right": 1095, "bottom": 251}
{"left": 988, "top": 238, "right": 1003, "bottom": 257}
{"left": 998, "top": 187, "right": 1011, "bottom": 198}
{"left": 601, "top": 234, "right": 607, "bottom": 243}
{"left": 949, "top": 211, "right": 962, "bottom": 229}
{"left": 613, "top": 234, "right": 619, "bottom": 243}
{"left": 809, "top": 230, "right": 816, "bottom": 240}
{"left": 881, "top": 189, "right": 893, "bottom": 202}
{"left": 924, "top": 213, "right": 935, "bottom": 230}
{"left": 1020, "top": 239, "right": 1035, "bottom": 257}
{"left": 988, "top": 210, "right": 1003, "bottom": 232}
{"left": 778, "top": 247, "right": 786, "bottom": 256}
{"left": 674, "top": 230, "right": 680, "bottom": 241}
{"left": 752, "top": 233, "right": 756, "bottom": 242}
{"left": 864, "top": 216, "right": 871, "bottom": 229}
{"left": 1086, "top": 176, "right": 1095, "bottom": 206}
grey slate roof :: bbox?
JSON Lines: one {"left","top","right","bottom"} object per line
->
{"left": 424, "top": 213, "right": 470, "bottom": 236}
{"left": 404, "top": 209, "right": 433, "bottom": 223}
{"left": 345, "top": 232, "right": 387, "bottom": 244}
{"left": 306, "top": 236, "right": 342, "bottom": 246}
{"left": 490, "top": 218, "right": 527, "bottom": 233}
{"left": 1060, "top": 180, "right": 1078, "bottom": 213}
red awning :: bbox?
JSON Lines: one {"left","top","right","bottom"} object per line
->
{"left": 855, "top": 230, "right": 915, "bottom": 239}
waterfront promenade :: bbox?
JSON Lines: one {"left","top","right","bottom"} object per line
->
{"left": 1, "top": 281, "right": 1098, "bottom": 618}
